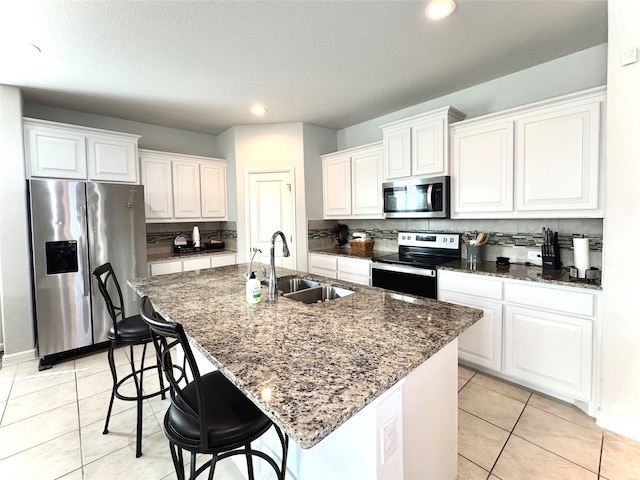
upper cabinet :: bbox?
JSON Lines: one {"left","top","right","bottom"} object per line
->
{"left": 451, "top": 86, "right": 605, "bottom": 219}
{"left": 140, "top": 149, "right": 227, "bottom": 222}
{"left": 322, "top": 142, "right": 383, "bottom": 219}
{"left": 380, "top": 106, "right": 466, "bottom": 181}
{"left": 24, "top": 118, "right": 140, "bottom": 183}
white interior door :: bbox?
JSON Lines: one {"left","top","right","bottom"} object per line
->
{"left": 248, "top": 170, "right": 295, "bottom": 270}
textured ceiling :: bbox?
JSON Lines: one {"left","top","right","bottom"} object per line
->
{"left": 0, "top": 0, "right": 607, "bottom": 135}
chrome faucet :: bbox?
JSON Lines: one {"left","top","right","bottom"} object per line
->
{"left": 268, "top": 231, "right": 290, "bottom": 300}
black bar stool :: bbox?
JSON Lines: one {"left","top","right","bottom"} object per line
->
{"left": 93, "top": 262, "right": 169, "bottom": 458}
{"left": 139, "top": 295, "right": 289, "bottom": 480}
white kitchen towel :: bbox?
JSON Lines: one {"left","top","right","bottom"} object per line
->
{"left": 573, "top": 237, "right": 590, "bottom": 278}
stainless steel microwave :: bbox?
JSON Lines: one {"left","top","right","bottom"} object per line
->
{"left": 382, "top": 176, "right": 450, "bottom": 218}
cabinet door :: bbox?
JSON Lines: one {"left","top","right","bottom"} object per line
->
{"left": 383, "top": 126, "right": 411, "bottom": 180}
{"left": 183, "top": 257, "right": 212, "bottom": 272}
{"left": 516, "top": 101, "right": 601, "bottom": 212}
{"left": 439, "top": 291, "right": 503, "bottom": 371}
{"left": 412, "top": 117, "right": 445, "bottom": 176}
{"left": 451, "top": 121, "right": 514, "bottom": 214}
{"left": 87, "top": 135, "right": 138, "bottom": 183}
{"left": 150, "top": 260, "right": 183, "bottom": 276}
{"left": 323, "top": 155, "right": 352, "bottom": 217}
{"left": 200, "top": 162, "right": 227, "bottom": 219}
{"left": 25, "top": 124, "right": 87, "bottom": 179}
{"left": 504, "top": 305, "right": 592, "bottom": 401}
{"left": 173, "top": 160, "right": 201, "bottom": 218}
{"left": 351, "top": 147, "right": 382, "bottom": 216}
{"left": 141, "top": 155, "right": 173, "bottom": 220}
{"left": 308, "top": 254, "right": 338, "bottom": 278}
{"left": 337, "top": 257, "right": 371, "bottom": 285}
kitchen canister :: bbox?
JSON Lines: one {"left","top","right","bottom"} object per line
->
{"left": 466, "top": 244, "right": 484, "bottom": 267}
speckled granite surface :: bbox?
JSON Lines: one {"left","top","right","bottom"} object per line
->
{"left": 147, "top": 249, "right": 236, "bottom": 263}
{"left": 128, "top": 263, "right": 482, "bottom": 449}
{"left": 439, "top": 260, "right": 602, "bottom": 290}
{"left": 310, "top": 247, "right": 389, "bottom": 260}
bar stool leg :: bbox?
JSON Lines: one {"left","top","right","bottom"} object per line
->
{"left": 103, "top": 342, "right": 117, "bottom": 435}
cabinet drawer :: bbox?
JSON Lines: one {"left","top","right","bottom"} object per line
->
{"left": 337, "top": 258, "right": 370, "bottom": 276}
{"left": 150, "top": 260, "right": 182, "bottom": 276}
{"left": 438, "top": 271, "right": 503, "bottom": 300}
{"left": 183, "top": 257, "right": 211, "bottom": 272}
{"left": 504, "top": 282, "right": 595, "bottom": 317}
{"left": 210, "top": 254, "right": 236, "bottom": 267}
{"left": 309, "top": 254, "right": 337, "bottom": 271}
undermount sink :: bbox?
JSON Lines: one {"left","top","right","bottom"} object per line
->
{"left": 277, "top": 275, "right": 320, "bottom": 294}
{"left": 282, "top": 284, "right": 355, "bottom": 304}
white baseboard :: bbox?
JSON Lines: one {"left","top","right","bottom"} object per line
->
{"left": 1, "top": 348, "right": 37, "bottom": 367}
{"left": 597, "top": 411, "right": 640, "bottom": 443}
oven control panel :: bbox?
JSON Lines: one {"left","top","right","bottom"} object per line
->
{"left": 397, "top": 232, "right": 460, "bottom": 249}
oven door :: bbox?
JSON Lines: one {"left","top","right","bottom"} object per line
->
{"left": 371, "top": 263, "right": 437, "bottom": 299}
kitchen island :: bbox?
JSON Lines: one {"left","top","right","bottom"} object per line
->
{"left": 128, "top": 263, "right": 482, "bottom": 479}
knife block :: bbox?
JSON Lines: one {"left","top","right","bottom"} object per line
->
{"left": 542, "top": 240, "right": 562, "bottom": 270}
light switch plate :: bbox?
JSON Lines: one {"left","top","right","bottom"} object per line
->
{"left": 621, "top": 48, "right": 638, "bottom": 66}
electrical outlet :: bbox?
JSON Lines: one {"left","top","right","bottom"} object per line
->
{"left": 381, "top": 418, "right": 397, "bottom": 463}
{"left": 527, "top": 250, "right": 541, "bottom": 261}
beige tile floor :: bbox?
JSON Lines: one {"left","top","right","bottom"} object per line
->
{"left": 1, "top": 348, "right": 639, "bottom": 479}
{"left": 457, "top": 364, "right": 640, "bottom": 480}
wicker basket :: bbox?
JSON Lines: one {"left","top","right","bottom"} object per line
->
{"left": 349, "top": 240, "right": 374, "bottom": 251}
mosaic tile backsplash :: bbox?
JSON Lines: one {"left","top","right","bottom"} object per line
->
{"left": 309, "top": 218, "right": 603, "bottom": 270}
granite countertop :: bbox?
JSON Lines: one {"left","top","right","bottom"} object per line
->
{"left": 439, "top": 260, "right": 602, "bottom": 291}
{"left": 147, "top": 248, "right": 237, "bottom": 263}
{"left": 128, "top": 263, "right": 482, "bottom": 448}
{"left": 309, "top": 247, "right": 390, "bottom": 260}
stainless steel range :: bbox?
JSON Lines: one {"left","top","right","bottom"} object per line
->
{"left": 371, "top": 232, "right": 461, "bottom": 299}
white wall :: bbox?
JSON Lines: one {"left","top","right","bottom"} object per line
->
{"left": 598, "top": 0, "right": 640, "bottom": 441}
{"left": 216, "top": 127, "right": 238, "bottom": 222}
{"left": 337, "top": 44, "right": 608, "bottom": 150}
{"left": 232, "top": 123, "right": 307, "bottom": 268}
{"left": 0, "top": 85, "right": 36, "bottom": 363}
{"left": 23, "top": 103, "right": 220, "bottom": 158}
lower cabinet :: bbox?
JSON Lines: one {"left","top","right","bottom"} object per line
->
{"left": 438, "top": 270, "right": 599, "bottom": 410}
{"left": 308, "top": 253, "right": 371, "bottom": 285}
{"left": 149, "top": 254, "right": 236, "bottom": 276}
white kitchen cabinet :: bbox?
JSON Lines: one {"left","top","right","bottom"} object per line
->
{"left": 200, "top": 162, "right": 227, "bottom": 218}
{"left": 504, "top": 305, "right": 592, "bottom": 401}
{"left": 308, "top": 253, "right": 338, "bottom": 279}
{"left": 515, "top": 99, "right": 601, "bottom": 212}
{"left": 150, "top": 253, "right": 236, "bottom": 276}
{"left": 24, "top": 118, "right": 139, "bottom": 182}
{"left": 182, "top": 256, "right": 213, "bottom": 272}
{"left": 322, "top": 154, "right": 352, "bottom": 217}
{"left": 450, "top": 86, "right": 605, "bottom": 219}
{"left": 438, "top": 269, "right": 600, "bottom": 412}
{"left": 322, "top": 142, "right": 383, "bottom": 219}
{"left": 140, "top": 149, "right": 227, "bottom": 222}
{"left": 309, "top": 253, "right": 371, "bottom": 285}
{"left": 140, "top": 153, "right": 173, "bottom": 219}
{"left": 173, "top": 159, "right": 201, "bottom": 218}
{"left": 380, "top": 106, "right": 465, "bottom": 180}
{"left": 150, "top": 260, "right": 183, "bottom": 276}
{"left": 337, "top": 257, "right": 371, "bottom": 286}
{"left": 451, "top": 120, "right": 514, "bottom": 214}
{"left": 438, "top": 271, "right": 503, "bottom": 371}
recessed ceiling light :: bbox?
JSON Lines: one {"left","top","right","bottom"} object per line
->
{"left": 425, "top": 0, "right": 456, "bottom": 20}
{"left": 251, "top": 105, "right": 267, "bottom": 116}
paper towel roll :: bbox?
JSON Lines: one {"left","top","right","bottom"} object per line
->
{"left": 192, "top": 225, "right": 200, "bottom": 248}
{"left": 573, "top": 237, "right": 590, "bottom": 278}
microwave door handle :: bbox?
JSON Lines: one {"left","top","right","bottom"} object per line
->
{"left": 426, "top": 184, "right": 433, "bottom": 211}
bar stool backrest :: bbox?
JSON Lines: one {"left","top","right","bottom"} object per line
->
{"left": 93, "top": 262, "right": 126, "bottom": 337}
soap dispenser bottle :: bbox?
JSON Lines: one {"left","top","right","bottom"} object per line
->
{"left": 246, "top": 272, "right": 261, "bottom": 304}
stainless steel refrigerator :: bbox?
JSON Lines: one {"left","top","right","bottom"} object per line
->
{"left": 28, "top": 179, "right": 147, "bottom": 364}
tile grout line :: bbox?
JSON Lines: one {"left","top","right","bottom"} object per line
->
{"left": 597, "top": 434, "right": 604, "bottom": 479}
{"left": 486, "top": 390, "right": 533, "bottom": 477}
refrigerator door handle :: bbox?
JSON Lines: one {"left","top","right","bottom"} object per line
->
{"left": 79, "top": 205, "right": 90, "bottom": 297}
{"left": 87, "top": 204, "right": 98, "bottom": 296}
